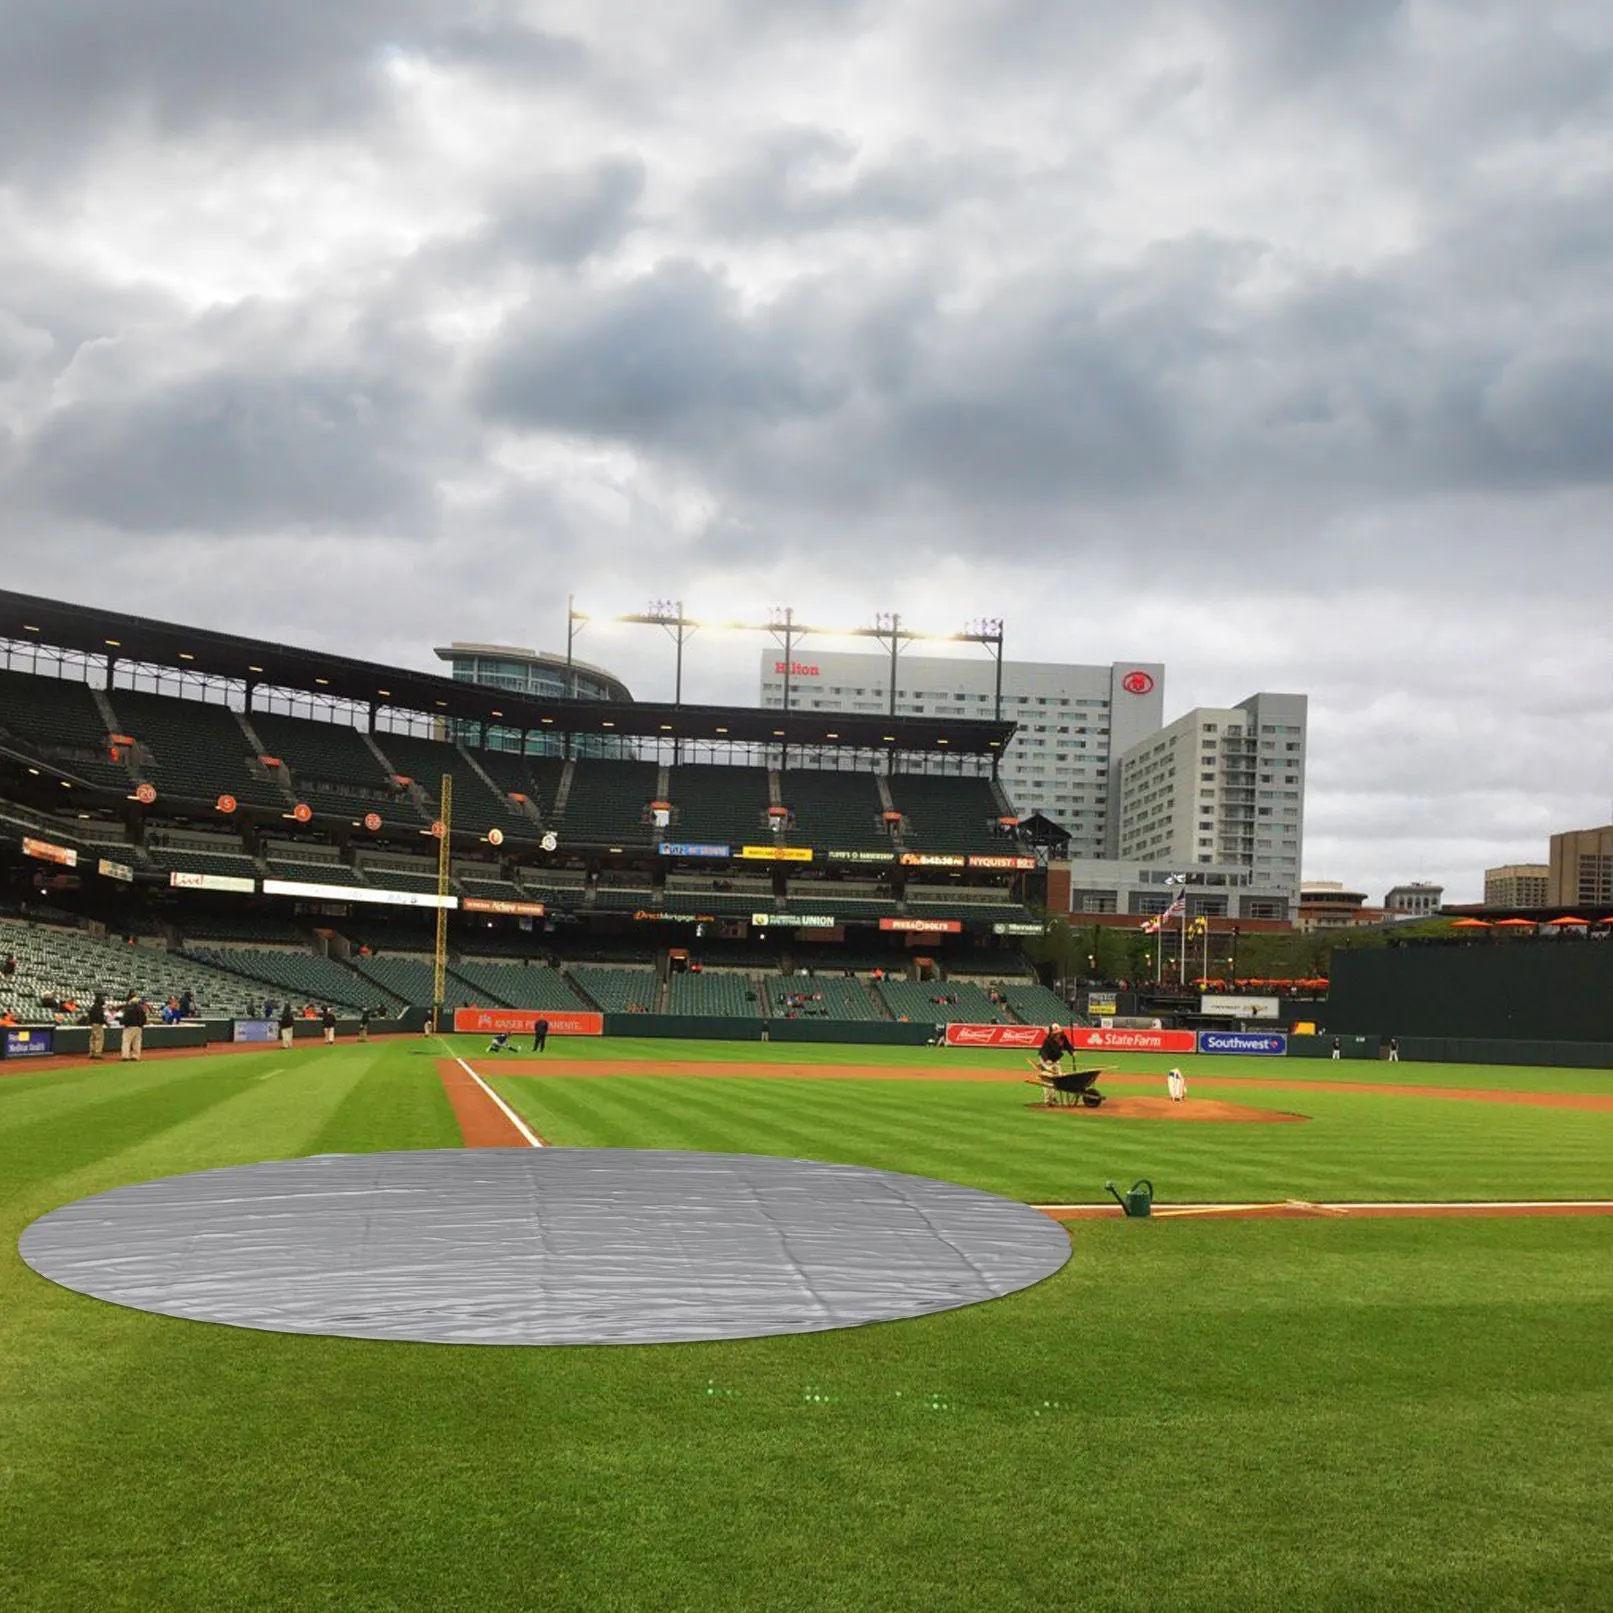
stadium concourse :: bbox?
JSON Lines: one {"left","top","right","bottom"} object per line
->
{"left": 0, "top": 589, "right": 1069, "bottom": 1042}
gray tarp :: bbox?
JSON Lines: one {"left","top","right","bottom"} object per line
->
{"left": 19, "top": 1148, "right": 1070, "bottom": 1346}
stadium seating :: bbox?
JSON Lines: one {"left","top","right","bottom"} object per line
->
{"left": 888, "top": 774, "right": 1010, "bottom": 854}
{"left": 186, "top": 947, "right": 373, "bottom": 1010}
{"left": 349, "top": 955, "right": 441, "bottom": 1006}
{"left": 0, "top": 670, "right": 134, "bottom": 791}
{"left": 457, "top": 873, "right": 530, "bottom": 903}
{"left": 449, "top": 960, "right": 586, "bottom": 1011}
{"left": 665, "top": 765, "right": 773, "bottom": 847}
{"left": 776, "top": 769, "right": 891, "bottom": 850}
{"left": 144, "top": 846, "right": 260, "bottom": 881}
{"left": 473, "top": 751, "right": 567, "bottom": 822}
{"left": 265, "top": 858, "right": 366, "bottom": 888}
{"left": 765, "top": 975, "right": 886, "bottom": 1021}
{"left": 666, "top": 971, "right": 761, "bottom": 1017}
{"left": 875, "top": 979, "right": 1001, "bottom": 1024}
{"left": 906, "top": 899, "right": 1035, "bottom": 925}
{"left": 108, "top": 689, "right": 288, "bottom": 809}
{"left": 559, "top": 761, "right": 660, "bottom": 846}
{"left": 368, "top": 733, "right": 526, "bottom": 838}
{"left": 0, "top": 917, "right": 276, "bottom": 1018}
{"left": 568, "top": 966, "right": 657, "bottom": 1013}
{"left": 995, "top": 981, "right": 1071, "bottom": 1024}
{"left": 359, "top": 861, "right": 446, "bottom": 894}
{"left": 249, "top": 711, "right": 408, "bottom": 822}
{"left": 591, "top": 887, "right": 657, "bottom": 913}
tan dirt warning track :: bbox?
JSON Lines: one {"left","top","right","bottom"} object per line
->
{"left": 479, "top": 1057, "right": 1613, "bottom": 1111}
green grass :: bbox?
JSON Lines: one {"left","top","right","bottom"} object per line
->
{"left": 1, "top": 1037, "right": 1610, "bottom": 1612}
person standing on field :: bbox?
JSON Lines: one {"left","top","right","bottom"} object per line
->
{"left": 119, "top": 993, "right": 147, "bottom": 1062}
{"left": 532, "top": 1017, "right": 549, "bottom": 1053}
{"left": 1387, "top": 1037, "right": 1400, "bottom": 1063}
{"left": 1331, "top": 1036, "right": 1341, "bottom": 1061}
{"left": 279, "top": 1001, "right": 296, "bottom": 1049}
{"left": 84, "top": 993, "right": 108, "bottom": 1061}
{"left": 321, "top": 1005, "right": 337, "bottom": 1045}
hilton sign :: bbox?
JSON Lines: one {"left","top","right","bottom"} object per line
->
{"left": 774, "top": 660, "right": 820, "bottom": 677}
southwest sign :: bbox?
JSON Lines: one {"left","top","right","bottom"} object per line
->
{"left": 1198, "top": 1031, "right": 1288, "bottom": 1056}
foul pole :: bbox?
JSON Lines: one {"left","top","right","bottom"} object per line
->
{"left": 432, "top": 772, "right": 453, "bottom": 1032}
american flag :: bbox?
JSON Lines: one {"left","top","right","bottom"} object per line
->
{"left": 1162, "top": 893, "right": 1187, "bottom": 922}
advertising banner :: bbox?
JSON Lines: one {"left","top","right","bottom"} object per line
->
{"left": 21, "top": 836, "right": 77, "bottom": 867}
{"left": 657, "top": 843, "right": 732, "bottom": 859}
{"left": 1069, "top": 1026, "right": 1197, "bottom": 1054}
{"left": 880, "top": 917, "right": 963, "bottom": 934}
{"left": 171, "top": 870, "right": 257, "bottom": 894}
{"left": 452, "top": 1007, "right": 603, "bottom": 1037}
{"left": 1198, "top": 1031, "right": 1288, "bottom": 1056}
{"left": 1085, "top": 991, "right": 1119, "bottom": 1016}
{"left": 944, "top": 1023, "right": 1044, "bottom": 1049}
{"left": 825, "top": 849, "right": 895, "bottom": 864}
{"left": 261, "top": 879, "right": 458, "bottom": 909}
{"left": 1, "top": 1027, "right": 54, "bottom": 1060}
{"left": 232, "top": 1019, "right": 279, "bottom": 1043}
{"left": 97, "top": 858, "right": 134, "bottom": 882}
{"left": 899, "top": 852, "right": 967, "bottom": 868}
{"left": 633, "top": 910, "right": 715, "bottom": 924}
{"left": 462, "top": 897, "right": 545, "bottom": 917}
{"left": 991, "top": 922, "right": 1043, "bottom": 936}
{"left": 749, "top": 913, "right": 837, "bottom": 928}
{"left": 967, "top": 855, "right": 1037, "bottom": 870}
{"left": 739, "top": 845, "right": 814, "bottom": 862}
{"left": 1200, "top": 995, "right": 1282, "bottom": 1021}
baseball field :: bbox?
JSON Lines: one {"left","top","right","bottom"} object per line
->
{"left": 3, "top": 1035, "right": 1610, "bottom": 1612}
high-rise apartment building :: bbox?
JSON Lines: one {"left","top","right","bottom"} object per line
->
{"left": 1548, "top": 825, "right": 1613, "bottom": 908}
{"left": 758, "top": 652, "right": 1164, "bottom": 858}
{"left": 1115, "top": 693, "right": 1307, "bottom": 902}
{"left": 1483, "top": 864, "right": 1550, "bottom": 909}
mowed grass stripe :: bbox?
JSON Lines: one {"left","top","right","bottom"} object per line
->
{"left": 459, "top": 1034, "right": 1613, "bottom": 1094}
{"left": 495, "top": 1067, "right": 1613, "bottom": 1205}
{"left": 305, "top": 1047, "right": 461, "bottom": 1155}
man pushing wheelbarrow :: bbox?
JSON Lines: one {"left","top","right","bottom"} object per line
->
{"left": 1025, "top": 1024, "right": 1109, "bottom": 1108}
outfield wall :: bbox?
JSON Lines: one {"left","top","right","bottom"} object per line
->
{"left": 1328, "top": 942, "right": 1613, "bottom": 1041}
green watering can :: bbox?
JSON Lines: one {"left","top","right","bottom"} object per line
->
{"left": 1104, "top": 1178, "right": 1154, "bottom": 1218}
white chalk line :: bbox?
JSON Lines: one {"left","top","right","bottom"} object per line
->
{"left": 451, "top": 1053, "right": 545, "bottom": 1147}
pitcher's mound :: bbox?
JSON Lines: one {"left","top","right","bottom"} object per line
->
{"left": 1029, "top": 1097, "right": 1307, "bottom": 1124}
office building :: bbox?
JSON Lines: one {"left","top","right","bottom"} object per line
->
{"left": 1052, "top": 858, "right": 1295, "bottom": 923}
{"left": 436, "top": 643, "right": 632, "bottom": 754}
{"left": 1384, "top": 882, "right": 1443, "bottom": 917}
{"left": 1548, "top": 825, "right": 1613, "bottom": 909}
{"left": 1115, "top": 693, "right": 1307, "bottom": 905}
{"left": 1483, "top": 864, "right": 1550, "bottom": 910}
{"left": 1299, "top": 882, "right": 1379, "bottom": 932}
{"left": 759, "top": 651, "right": 1164, "bottom": 859}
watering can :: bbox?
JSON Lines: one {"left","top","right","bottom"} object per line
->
{"left": 1104, "top": 1178, "right": 1154, "bottom": 1218}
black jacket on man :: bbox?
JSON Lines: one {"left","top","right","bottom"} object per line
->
{"left": 121, "top": 1000, "right": 147, "bottom": 1029}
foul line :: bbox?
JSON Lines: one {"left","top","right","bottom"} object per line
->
{"left": 452, "top": 1053, "right": 545, "bottom": 1148}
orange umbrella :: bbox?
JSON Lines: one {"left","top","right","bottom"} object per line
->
{"left": 1450, "top": 918, "right": 1491, "bottom": 928}
{"left": 1494, "top": 918, "right": 1536, "bottom": 928}
{"left": 1545, "top": 916, "right": 1589, "bottom": 926}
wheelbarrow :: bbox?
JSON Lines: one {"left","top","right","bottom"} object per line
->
{"left": 1104, "top": 1178, "right": 1155, "bottom": 1218}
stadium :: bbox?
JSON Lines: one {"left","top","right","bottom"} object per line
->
{"left": 2, "top": 588, "right": 1609, "bottom": 1612}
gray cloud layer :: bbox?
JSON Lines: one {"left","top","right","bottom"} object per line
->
{"left": 1, "top": 0, "right": 1610, "bottom": 898}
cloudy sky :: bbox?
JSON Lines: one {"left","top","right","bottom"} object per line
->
{"left": 2, "top": 0, "right": 1610, "bottom": 899}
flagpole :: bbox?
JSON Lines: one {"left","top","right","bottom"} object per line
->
{"left": 1179, "top": 906, "right": 1188, "bottom": 983}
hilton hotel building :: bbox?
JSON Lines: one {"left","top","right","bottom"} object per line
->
{"left": 759, "top": 652, "right": 1165, "bottom": 858}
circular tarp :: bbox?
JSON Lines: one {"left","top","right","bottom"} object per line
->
{"left": 19, "top": 1148, "right": 1070, "bottom": 1346}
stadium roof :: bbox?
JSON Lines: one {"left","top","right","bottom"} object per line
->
{"left": 0, "top": 590, "right": 1015, "bottom": 756}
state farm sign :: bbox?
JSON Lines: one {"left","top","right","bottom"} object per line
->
{"left": 1070, "top": 1027, "right": 1195, "bottom": 1054}
{"left": 774, "top": 660, "right": 820, "bottom": 677}
{"left": 944, "top": 1024, "right": 1043, "bottom": 1048}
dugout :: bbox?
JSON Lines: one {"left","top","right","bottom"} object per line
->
{"left": 1326, "top": 939, "right": 1613, "bottom": 1044}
